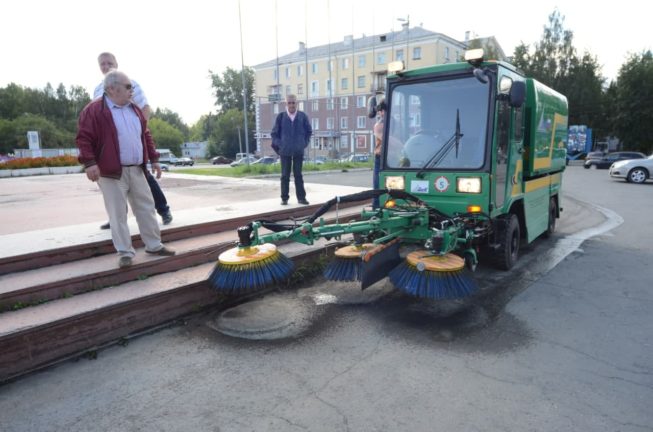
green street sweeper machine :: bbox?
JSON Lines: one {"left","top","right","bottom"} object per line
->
{"left": 209, "top": 49, "right": 568, "bottom": 299}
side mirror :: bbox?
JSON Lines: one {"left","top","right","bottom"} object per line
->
{"left": 367, "top": 95, "right": 379, "bottom": 119}
{"left": 510, "top": 81, "right": 526, "bottom": 108}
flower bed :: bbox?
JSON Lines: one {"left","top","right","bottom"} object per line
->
{"left": 0, "top": 155, "right": 79, "bottom": 170}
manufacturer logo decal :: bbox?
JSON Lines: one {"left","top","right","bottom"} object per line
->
{"left": 410, "top": 180, "right": 429, "bottom": 193}
{"left": 434, "top": 176, "right": 449, "bottom": 192}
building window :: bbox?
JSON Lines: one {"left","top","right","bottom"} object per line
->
{"left": 297, "top": 83, "right": 304, "bottom": 95}
{"left": 285, "top": 85, "right": 291, "bottom": 95}
{"left": 312, "top": 118, "right": 319, "bottom": 130}
{"left": 455, "top": 50, "right": 460, "bottom": 61}
{"left": 377, "top": 52, "right": 386, "bottom": 64}
{"left": 413, "top": 46, "right": 422, "bottom": 60}
{"left": 358, "top": 55, "right": 366, "bottom": 68}
{"left": 445, "top": 47, "right": 450, "bottom": 63}
{"left": 312, "top": 100, "right": 319, "bottom": 111}
{"left": 312, "top": 63, "right": 318, "bottom": 74}
{"left": 340, "top": 135, "right": 349, "bottom": 148}
{"left": 298, "top": 101, "right": 304, "bottom": 111}
{"left": 311, "top": 80, "right": 319, "bottom": 97}
{"left": 297, "top": 64, "right": 304, "bottom": 76}
{"left": 357, "top": 116, "right": 367, "bottom": 128}
{"left": 340, "top": 96, "right": 348, "bottom": 109}
{"left": 326, "top": 79, "right": 333, "bottom": 95}
{"left": 396, "top": 49, "right": 404, "bottom": 61}
{"left": 327, "top": 117, "right": 335, "bottom": 130}
{"left": 341, "top": 77, "right": 348, "bottom": 90}
{"left": 285, "top": 66, "right": 291, "bottom": 79}
{"left": 357, "top": 76, "right": 366, "bottom": 88}
{"left": 327, "top": 98, "right": 334, "bottom": 110}
{"left": 340, "top": 117, "right": 348, "bottom": 129}
{"left": 341, "top": 58, "right": 349, "bottom": 69}
{"left": 328, "top": 60, "right": 334, "bottom": 72}
{"left": 357, "top": 95, "right": 366, "bottom": 108}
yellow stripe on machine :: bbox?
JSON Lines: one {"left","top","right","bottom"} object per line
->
{"left": 533, "top": 113, "right": 568, "bottom": 170}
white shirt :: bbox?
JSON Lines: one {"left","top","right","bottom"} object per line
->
{"left": 94, "top": 78, "right": 149, "bottom": 109}
{"left": 105, "top": 96, "right": 144, "bottom": 166}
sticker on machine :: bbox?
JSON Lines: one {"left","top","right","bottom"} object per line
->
{"left": 410, "top": 180, "right": 429, "bottom": 193}
{"left": 434, "top": 176, "right": 450, "bottom": 192}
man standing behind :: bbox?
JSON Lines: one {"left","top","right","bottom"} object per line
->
{"left": 271, "top": 94, "right": 312, "bottom": 205}
{"left": 94, "top": 52, "right": 172, "bottom": 227}
{"left": 77, "top": 70, "right": 175, "bottom": 269}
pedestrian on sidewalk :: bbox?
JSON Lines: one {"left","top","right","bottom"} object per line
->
{"left": 271, "top": 94, "right": 313, "bottom": 206}
{"left": 94, "top": 52, "right": 173, "bottom": 228}
{"left": 77, "top": 70, "right": 175, "bottom": 269}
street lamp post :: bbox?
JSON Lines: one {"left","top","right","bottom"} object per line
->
{"left": 397, "top": 15, "right": 410, "bottom": 68}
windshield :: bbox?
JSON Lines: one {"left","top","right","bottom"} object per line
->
{"left": 386, "top": 76, "right": 490, "bottom": 170}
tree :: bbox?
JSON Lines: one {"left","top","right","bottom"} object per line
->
{"left": 613, "top": 51, "right": 653, "bottom": 154}
{"left": 208, "top": 109, "right": 246, "bottom": 158}
{"left": 148, "top": 118, "right": 184, "bottom": 155}
{"left": 209, "top": 67, "right": 255, "bottom": 115}
{"left": 152, "top": 108, "right": 190, "bottom": 139}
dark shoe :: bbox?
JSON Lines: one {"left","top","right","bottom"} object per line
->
{"left": 100, "top": 222, "right": 110, "bottom": 230}
{"left": 118, "top": 256, "right": 132, "bottom": 268}
{"left": 281, "top": 200, "right": 288, "bottom": 205}
{"left": 146, "top": 246, "right": 176, "bottom": 256}
{"left": 298, "top": 199, "right": 310, "bottom": 205}
{"left": 161, "top": 211, "right": 173, "bottom": 225}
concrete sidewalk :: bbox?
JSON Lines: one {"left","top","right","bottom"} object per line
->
{"left": 0, "top": 172, "right": 367, "bottom": 260}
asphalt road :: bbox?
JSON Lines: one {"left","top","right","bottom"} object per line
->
{"left": 1, "top": 166, "right": 651, "bottom": 432}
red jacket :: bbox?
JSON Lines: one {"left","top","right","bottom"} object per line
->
{"left": 75, "top": 96, "right": 159, "bottom": 179}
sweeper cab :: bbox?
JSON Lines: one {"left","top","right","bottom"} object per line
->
{"left": 208, "top": 49, "right": 568, "bottom": 300}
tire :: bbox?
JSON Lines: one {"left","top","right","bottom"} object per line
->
{"left": 493, "top": 214, "right": 520, "bottom": 271}
{"left": 584, "top": 163, "right": 590, "bottom": 169}
{"left": 627, "top": 168, "right": 648, "bottom": 184}
{"left": 544, "top": 197, "right": 557, "bottom": 238}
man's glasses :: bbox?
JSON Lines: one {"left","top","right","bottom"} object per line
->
{"left": 121, "top": 83, "right": 133, "bottom": 90}
{"left": 287, "top": 102, "right": 296, "bottom": 105}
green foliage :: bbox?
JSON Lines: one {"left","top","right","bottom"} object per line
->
{"left": 209, "top": 67, "right": 255, "bottom": 115}
{"left": 148, "top": 118, "right": 184, "bottom": 155}
{"left": 614, "top": 51, "right": 653, "bottom": 154}
{"left": 152, "top": 108, "right": 190, "bottom": 139}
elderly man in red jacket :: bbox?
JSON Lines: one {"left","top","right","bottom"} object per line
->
{"left": 76, "top": 70, "right": 175, "bottom": 269}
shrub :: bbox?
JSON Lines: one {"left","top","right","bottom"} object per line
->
{"left": 0, "top": 155, "right": 79, "bottom": 170}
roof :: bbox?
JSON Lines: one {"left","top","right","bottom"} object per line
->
{"left": 254, "top": 27, "right": 467, "bottom": 69}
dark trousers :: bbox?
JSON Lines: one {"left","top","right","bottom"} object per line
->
{"left": 280, "top": 154, "right": 306, "bottom": 201}
{"left": 372, "top": 154, "right": 381, "bottom": 209}
{"left": 145, "top": 171, "right": 170, "bottom": 216}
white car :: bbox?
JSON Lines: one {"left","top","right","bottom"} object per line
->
{"left": 609, "top": 154, "right": 653, "bottom": 184}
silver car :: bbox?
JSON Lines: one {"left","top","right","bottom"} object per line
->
{"left": 609, "top": 154, "right": 653, "bottom": 184}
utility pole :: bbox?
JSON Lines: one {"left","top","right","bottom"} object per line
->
{"left": 238, "top": 0, "right": 250, "bottom": 164}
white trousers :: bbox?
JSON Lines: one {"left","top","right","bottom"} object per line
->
{"left": 98, "top": 166, "right": 162, "bottom": 257}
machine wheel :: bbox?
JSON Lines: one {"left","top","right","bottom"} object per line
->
{"left": 464, "top": 251, "right": 477, "bottom": 272}
{"left": 544, "top": 198, "right": 557, "bottom": 238}
{"left": 627, "top": 167, "right": 648, "bottom": 184}
{"left": 493, "top": 214, "right": 520, "bottom": 271}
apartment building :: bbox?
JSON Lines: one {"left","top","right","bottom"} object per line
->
{"left": 252, "top": 26, "right": 490, "bottom": 159}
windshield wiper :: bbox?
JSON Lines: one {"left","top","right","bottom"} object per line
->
{"left": 416, "top": 109, "right": 463, "bottom": 178}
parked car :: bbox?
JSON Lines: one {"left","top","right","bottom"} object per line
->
{"left": 230, "top": 156, "right": 258, "bottom": 167}
{"left": 347, "top": 154, "right": 370, "bottom": 163}
{"left": 174, "top": 157, "right": 195, "bottom": 166}
{"left": 584, "top": 151, "right": 646, "bottom": 169}
{"left": 252, "top": 156, "right": 277, "bottom": 165}
{"left": 147, "top": 162, "right": 169, "bottom": 172}
{"left": 609, "top": 154, "right": 653, "bottom": 184}
{"left": 211, "top": 155, "right": 233, "bottom": 165}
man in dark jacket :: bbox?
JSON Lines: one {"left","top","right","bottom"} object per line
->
{"left": 271, "top": 94, "right": 313, "bottom": 205}
{"left": 76, "top": 70, "right": 175, "bottom": 269}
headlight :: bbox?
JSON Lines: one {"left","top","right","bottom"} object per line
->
{"left": 385, "top": 176, "right": 405, "bottom": 190}
{"left": 456, "top": 177, "right": 481, "bottom": 194}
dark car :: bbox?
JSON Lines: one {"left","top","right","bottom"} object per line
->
{"left": 584, "top": 151, "right": 646, "bottom": 169}
{"left": 211, "top": 155, "right": 233, "bottom": 165}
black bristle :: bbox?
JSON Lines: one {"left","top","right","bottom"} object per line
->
{"left": 208, "top": 252, "right": 294, "bottom": 295}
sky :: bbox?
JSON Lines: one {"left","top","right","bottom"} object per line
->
{"left": 1, "top": 0, "right": 650, "bottom": 126}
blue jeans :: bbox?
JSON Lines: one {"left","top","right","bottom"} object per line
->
{"left": 280, "top": 154, "right": 306, "bottom": 201}
{"left": 372, "top": 154, "right": 381, "bottom": 209}
{"left": 145, "top": 171, "right": 170, "bottom": 216}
